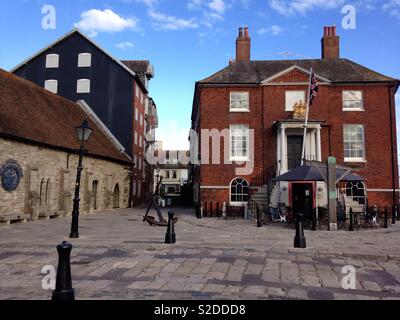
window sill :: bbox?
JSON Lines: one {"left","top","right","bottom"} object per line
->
{"left": 344, "top": 159, "right": 367, "bottom": 163}
{"left": 230, "top": 202, "right": 247, "bottom": 207}
{"left": 343, "top": 109, "right": 365, "bottom": 112}
{"left": 229, "top": 109, "right": 250, "bottom": 113}
{"left": 230, "top": 158, "right": 250, "bottom": 162}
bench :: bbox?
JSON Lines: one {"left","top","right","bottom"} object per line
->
{"left": 39, "top": 211, "right": 63, "bottom": 220}
{"left": 0, "top": 213, "right": 31, "bottom": 226}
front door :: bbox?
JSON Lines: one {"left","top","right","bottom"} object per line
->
{"left": 292, "top": 183, "right": 313, "bottom": 220}
{"left": 287, "top": 136, "right": 303, "bottom": 170}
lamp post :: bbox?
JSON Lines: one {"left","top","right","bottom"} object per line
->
{"left": 70, "top": 119, "right": 94, "bottom": 239}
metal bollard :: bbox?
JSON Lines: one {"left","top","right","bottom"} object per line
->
{"left": 52, "top": 241, "right": 75, "bottom": 300}
{"left": 294, "top": 213, "right": 306, "bottom": 248}
{"left": 392, "top": 205, "right": 396, "bottom": 225}
{"left": 384, "top": 207, "right": 389, "bottom": 229}
{"left": 256, "top": 205, "right": 262, "bottom": 228}
{"left": 165, "top": 210, "right": 176, "bottom": 244}
{"left": 349, "top": 208, "right": 354, "bottom": 232}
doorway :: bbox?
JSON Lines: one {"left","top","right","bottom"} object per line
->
{"left": 287, "top": 136, "right": 303, "bottom": 170}
{"left": 113, "top": 184, "right": 120, "bottom": 209}
{"left": 292, "top": 183, "right": 314, "bottom": 220}
{"left": 92, "top": 180, "right": 98, "bottom": 210}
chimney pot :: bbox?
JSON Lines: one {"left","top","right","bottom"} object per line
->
{"left": 236, "top": 26, "right": 251, "bottom": 62}
{"left": 321, "top": 26, "right": 340, "bottom": 59}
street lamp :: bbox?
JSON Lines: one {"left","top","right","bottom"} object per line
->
{"left": 70, "top": 119, "right": 93, "bottom": 239}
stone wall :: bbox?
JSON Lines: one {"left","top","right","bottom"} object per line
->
{"left": 0, "top": 138, "right": 131, "bottom": 220}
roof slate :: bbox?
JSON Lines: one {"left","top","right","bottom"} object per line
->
{"left": 199, "top": 59, "right": 397, "bottom": 84}
{"left": 0, "top": 69, "right": 132, "bottom": 164}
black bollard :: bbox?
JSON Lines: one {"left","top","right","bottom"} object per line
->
{"left": 256, "top": 205, "right": 262, "bottom": 228}
{"left": 349, "top": 208, "right": 354, "bottom": 232}
{"left": 195, "top": 203, "right": 200, "bottom": 219}
{"left": 392, "top": 205, "right": 396, "bottom": 225}
{"left": 165, "top": 210, "right": 176, "bottom": 244}
{"left": 311, "top": 207, "right": 317, "bottom": 231}
{"left": 294, "top": 213, "right": 306, "bottom": 249}
{"left": 52, "top": 241, "right": 75, "bottom": 300}
{"left": 384, "top": 207, "right": 389, "bottom": 229}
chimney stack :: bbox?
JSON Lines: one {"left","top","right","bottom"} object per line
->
{"left": 321, "top": 25, "right": 340, "bottom": 59}
{"left": 236, "top": 26, "right": 251, "bottom": 62}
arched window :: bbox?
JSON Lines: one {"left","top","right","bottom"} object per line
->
{"left": 345, "top": 181, "right": 366, "bottom": 205}
{"left": 92, "top": 180, "right": 98, "bottom": 210}
{"left": 230, "top": 178, "right": 249, "bottom": 205}
{"left": 39, "top": 179, "right": 45, "bottom": 205}
{"left": 45, "top": 179, "right": 51, "bottom": 205}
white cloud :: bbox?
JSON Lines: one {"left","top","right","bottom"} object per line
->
{"left": 383, "top": 0, "right": 400, "bottom": 18}
{"left": 269, "top": 0, "right": 345, "bottom": 16}
{"left": 148, "top": 10, "right": 198, "bottom": 30}
{"left": 258, "top": 25, "right": 284, "bottom": 35}
{"left": 74, "top": 9, "right": 137, "bottom": 36}
{"left": 116, "top": 41, "right": 135, "bottom": 49}
{"left": 188, "top": 0, "right": 204, "bottom": 10}
{"left": 208, "top": 0, "right": 227, "bottom": 15}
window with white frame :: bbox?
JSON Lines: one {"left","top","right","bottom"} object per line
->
{"left": 344, "top": 125, "right": 365, "bottom": 162}
{"left": 135, "top": 108, "right": 138, "bottom": 122}
{"left": 44, "top": 80, "right": 58, "bottom": 94}
{"left": 77, "top": 79, "right": 90, "bottom": 93}
{"left": 230, "top": 124, "right": 249, "bottom": 161}
{"left": 230, "top": 178, "right": 249, "bottom": 205}
{"left": 134, "top": 132, "right": 138, "bottom": 145}
{"left": 140, "top": 114, "right": 143, "bottom": 126}
{"left": 230, "top": 92, "right": 249, "bottom": 111}
{"left": 285, "top": 91, "right": 305, "bottom": 111}
{"left": 343, "top": 91, "right": 364, "bottom": 111}
{"left": 46, "top": 54, "right": 59, "bottom": 68}
{"left": 78, "top": 53, "right": 92, "bottom": 67}
{"left": 140, "top": 92, "right": 144, "bottom": 104}
{"left": 139, "top": 135, "right": 142, "bottom": 148}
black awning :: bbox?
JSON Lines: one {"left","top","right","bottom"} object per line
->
{"left": 273, "top": 165, "right": 364, "bottom": 182}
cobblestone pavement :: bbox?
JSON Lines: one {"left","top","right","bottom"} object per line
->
{"left": 0, "top": 207, "right": 400, "bottom": 300}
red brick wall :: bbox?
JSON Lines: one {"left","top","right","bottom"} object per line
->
{"left": 196, "top": 69, "right": 398, "bottom": 207}
{"left": 132, "top": 80, "right": 146, "bottom": 206}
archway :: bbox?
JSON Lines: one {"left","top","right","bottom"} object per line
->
{"left": 113, "top": 184, "right": 120, "bottom": 209}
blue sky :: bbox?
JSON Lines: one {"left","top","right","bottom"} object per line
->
{"left": 0, "top": 0, "right": 399, "bottom": 150}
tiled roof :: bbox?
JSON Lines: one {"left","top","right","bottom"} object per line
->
{"left": 0, "top": 69, "right": 132, "bottom": 164}
{"left": 199, "top": 59, "right": 398, "bottom": 84}
{"left": 122, "top": 60, "right": 150, "bottom": 74}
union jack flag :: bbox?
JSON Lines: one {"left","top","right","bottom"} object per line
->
{"left": 309, "top": 69, "right": 319, "bottom": 106}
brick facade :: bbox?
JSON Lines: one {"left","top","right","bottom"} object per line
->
{"left": 191, "top": 27, "right": 399, "bottom": 211}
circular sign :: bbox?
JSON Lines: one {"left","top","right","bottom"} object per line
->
{"left": 0, "top": 160, "right": 23, "bottom": 192}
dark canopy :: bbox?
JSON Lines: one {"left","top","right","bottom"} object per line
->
{"left": 273, "top": 165, "right": 364, "bottom": 182}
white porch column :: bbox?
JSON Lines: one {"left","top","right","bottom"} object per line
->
{"left": 281, "top": 127, "right": 287, "bottom": 174}
{"left": 311, "top": 129, "right": 316, "bottom": 161}
{"left": 316, "top": 127, "right": 322, "bottom": 162}
{"left": 277, "top": 129, "right": 281, "bottom": 174}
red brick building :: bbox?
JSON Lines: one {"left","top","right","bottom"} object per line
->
{"left": 191, "top": 26, "right": 399, "bottom": 215}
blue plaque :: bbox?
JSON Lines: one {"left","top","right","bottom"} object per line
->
{"left": 0, "top": 160, "right": 23, "bottom": 192}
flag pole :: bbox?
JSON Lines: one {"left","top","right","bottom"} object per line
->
{"left": 301, "top": 67, "right": 313, "bottom": 166}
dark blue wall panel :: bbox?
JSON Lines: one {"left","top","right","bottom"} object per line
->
{"left": 14, "top": 32, "right": 133, "bottom": 156}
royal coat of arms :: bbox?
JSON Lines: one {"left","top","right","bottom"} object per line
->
{"left": 0, "top": 160, "right": 23, "bottom": 192}
{"left": 292, "top": 101, "right": 307, "bottom": 120}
